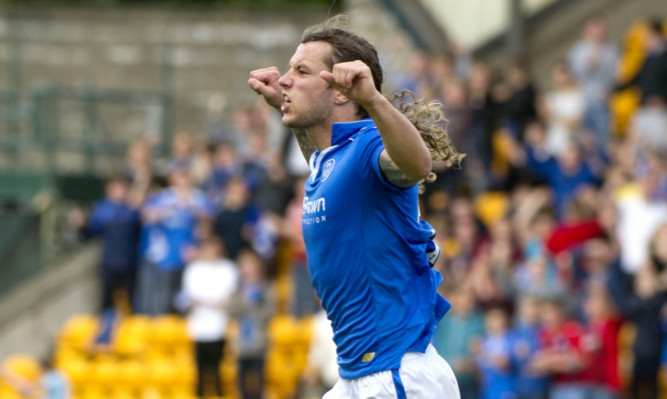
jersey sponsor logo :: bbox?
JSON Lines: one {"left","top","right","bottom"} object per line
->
{"left": 303, "top": 196, "right": 326, "bottom": 215}
{"left": 302, "top": 196, "right": 328, "bottom": 225}
{"left": 322, "top": 158, "right": 335, "bottom": 181}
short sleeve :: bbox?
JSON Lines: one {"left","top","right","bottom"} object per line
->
{"left": 354, "top": 128, "right": 409, "bottom": 191}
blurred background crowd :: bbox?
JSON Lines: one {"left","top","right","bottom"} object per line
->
{"left": 0, "top": 1, "right": 666, "bottom": 399}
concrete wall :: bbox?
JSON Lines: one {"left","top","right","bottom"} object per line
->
{"left": 0, "top": 5, "right": 331, "bottom": 136}
{"left": 0, "top": 244, "right": 100, "bottom": 361}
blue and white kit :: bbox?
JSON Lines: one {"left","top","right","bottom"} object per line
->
{"left": 301, "top": 119, "right": 459, "bottom": 398}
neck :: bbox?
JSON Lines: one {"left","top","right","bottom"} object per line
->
{"left": 306, "top": 123, "right": 334, "bottom": 151}
{"left": 306, "top": 110, "right": 361, "bottom": 151}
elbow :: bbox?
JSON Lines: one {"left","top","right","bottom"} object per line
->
{"left": 410, "top": 157, "right": 432, "bottom": 182}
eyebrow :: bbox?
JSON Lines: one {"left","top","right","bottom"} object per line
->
{"left": 288, "top": 62, "right": 309, "bottom": 71}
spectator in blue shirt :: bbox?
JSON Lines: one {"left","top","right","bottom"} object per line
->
{"left": 79, "top": 176, "right": 141, "bottom": 312}
{"left": 511, "top": 296, "right": 549, "bottom": 399}
{"left": 432, "top": 283, "right": 485, "bottom": 399}
{"left": 476, "top": 303, "right": 517, "bottom": 399}
{"left": 524, "top": 141, "right": 599, "bottom": 219}
{"left": 136, "top": 167, "right": 216, "bottom": 315}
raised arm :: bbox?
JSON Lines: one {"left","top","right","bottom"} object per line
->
{"left": 248, "top": 67, "right": 317, "bottom": 161}
{"left": 321, "top": 61, "right": 431, "bottom": 187}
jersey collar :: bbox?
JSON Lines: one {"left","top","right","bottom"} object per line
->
{"left": 330, "top": 118, "right": 374, "bottom": 146}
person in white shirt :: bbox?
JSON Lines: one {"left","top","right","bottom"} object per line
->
{"left": 182, "top": 236, "right": 239, "bottom": 398}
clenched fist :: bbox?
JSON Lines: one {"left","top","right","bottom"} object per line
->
{"left": 248, "top": 66, "right": 283, "bottom": 110}
{"left": 319, "top": 60, "right": 381, "bottom": 109}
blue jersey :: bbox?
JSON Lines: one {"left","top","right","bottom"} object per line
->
{"left": 477, "top": 333, "right": 516, "bottom": 399}
{"left": 141, "top": 188, "right": 215, "bottom": 269}
{"left": 83, "top": 199, "right": 141, "bottom": 271}
{"left": 510, "top": 323, "right": 548, "bottom": 396}
{"left": 301, "top": 119, "right": 450, "bottom": 379}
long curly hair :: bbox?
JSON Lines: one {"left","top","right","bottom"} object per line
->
{"left": 302, "top": 19, "right": 465, "bottom": 191}
{"left": 388, "top": 90, "right": 465, "bottom": 191}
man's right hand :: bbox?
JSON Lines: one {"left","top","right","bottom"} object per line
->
{"left": 248, "top": 67, "right": 283, "bottom": 111}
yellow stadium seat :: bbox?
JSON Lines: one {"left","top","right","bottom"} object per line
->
{"left": 110, "top": 387, "right": 137, "bottom": 399}
{"left": 58, "top": 315, "right": 99, "bottom": 350}
{"left": 171, "top": 359, "right": 196, "bottom": 387}
{"left": 58, "top": 357, "right": 90, "bottom": 389}
{"left": 90, "top": 358, "right": 120, "bottom": 389}
{"left": 116, "top": 359, "right": 147, "bottom": 390}
{"left": 79, "top": 386, "right": 108, "bottom": 399}
{"left": 170, "top": 384, "right": 196, "bottom": 398}
{"left": 268, "top": 315, "right": 300, "bottom": 347}
{"left": 170, "top": 393, "right": 198, "bottom": 399}
{"left": 114, "top": 316, "right": 151, "bottom": 356}
{"left": 220, "top": 361, "right": 237, "bottom": 385}
{"left": 151, "top": 316, "right": 190, "bottom": 348}
{"left": 1, "top": 355, "right": 42, "bottom": 383}
{"left": 0, "top": 385, "right": 23, "bottom": 399}
{"left": 147, "top": 358, "right": 182, "bottom": 392}
{"left": 296, "top": 317, "right": 313, "bottom": 346}
{"left": 141, "top": 387, "right": 165, "bottom": 399}
{"left": 275, "top": 275, "right": 293, "bottom": 314}
{"left": 474, "top": 192, "right": 510, "bottom": 227}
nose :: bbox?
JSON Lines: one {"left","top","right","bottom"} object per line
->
{"left": 278, "top": 71, "right": 291, "bottom": 89}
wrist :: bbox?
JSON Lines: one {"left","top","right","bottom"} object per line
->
{"left": 359, "top": 90, "right": 387, "bottom": 113}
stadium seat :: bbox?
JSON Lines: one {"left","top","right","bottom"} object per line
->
{"left": 474, "top": 192, "right": 510, "bottom": 227}
{"left": 110, "top": 388, "right": 136, "bottom": 399}
{"left": 114, "top": 315, "right": 150, "bottom": 356}
{"left": 79, "top": 386, "right": 108, "bottom": 399}
{"left": 1, "top": 354, "right": 42, "bottom": 382}
{"left": 57, "top": 357, "right": 90, "bottom": 389}
{"left": 90, "top": 357, "right": 120, "bottom": 389}
{"left": 150, "top": 316, "right": 190, "bottom": 348}
{"left": 57, "top": 315, "right": 99, "bottom": 350}
{"left": 115, "top": 359, "right": 147, "bottom": 391}
{"left": 0, "top": 386, "right": 23, "bottom": 399}
{"left": 268, "top": 315, "right": 300, "bottom": 347}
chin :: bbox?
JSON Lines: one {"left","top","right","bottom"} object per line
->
{"left": 282, "top": 115, "right": 305, "bottom": 129}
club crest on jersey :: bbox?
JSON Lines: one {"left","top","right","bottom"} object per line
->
{"left": 322, "top": 159, "right": 335, "bottom": 181}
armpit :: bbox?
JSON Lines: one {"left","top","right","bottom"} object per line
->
{"left": 378, "top": 150, "right": 419, "bottom": 188}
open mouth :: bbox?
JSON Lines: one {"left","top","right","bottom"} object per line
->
{"left": 281, "top": 93, "right": 292, "bottom": 113}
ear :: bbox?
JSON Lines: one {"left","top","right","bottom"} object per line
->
{"left": 334, "top": 91, "right": 350, "bottom": 106}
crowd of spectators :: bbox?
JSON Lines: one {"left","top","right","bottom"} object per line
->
{"left": 74, "top": 15, "right": 667, "bottom": 399}
{"left": 419, "top": 16, "right": 667, "bottom": 399}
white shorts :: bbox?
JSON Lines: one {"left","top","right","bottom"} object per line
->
{"left": 322, "top": 344, "right": 460, "bottom": 399}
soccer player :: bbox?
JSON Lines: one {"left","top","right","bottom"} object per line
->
{"left": 248, "top": 20, "right": 462, "bottom": 398}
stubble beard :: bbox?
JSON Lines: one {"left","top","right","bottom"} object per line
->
{"left": 282, "top": 98, "right": 333, "bottom": 130}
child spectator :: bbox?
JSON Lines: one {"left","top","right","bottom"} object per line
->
{"left": 581, "top": 279, "right": 622, "bottom": 398}
{"left": 475, "top": 303, "right": 516, "bottom": 399}
{"left": 77, "top": 176, "right": 141, "bottom": 312}
{"left": 532, "top": 297, "right": 589, "bottom": 399}
{"left": 40, "top": 354, "right": 70, "bottom": 399}
{"left": 511, "top": 296, "right": 549, "bottom": 399}
{"left": 229, "top": 248, "right": 276, "bottom": 399}
{"left": 214, "top": 176, "right": 261, "bottom": 260}
{"left": 182, "top": 237, "right": 238, "bottom": 398}
{"left": 433, "top": 283, "right": 485, "bottom": 399}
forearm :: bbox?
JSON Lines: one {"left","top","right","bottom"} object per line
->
{"left": 364, "top": 95, "right": 431, "bottom": 181}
